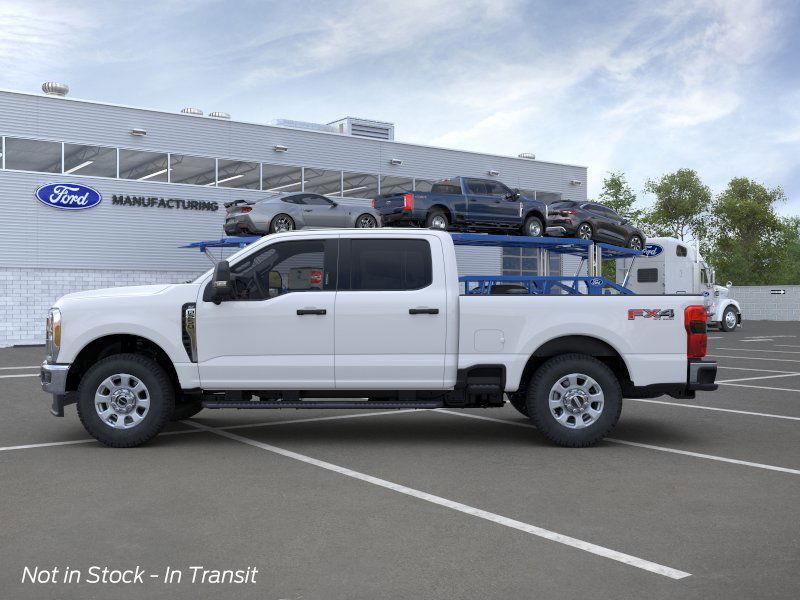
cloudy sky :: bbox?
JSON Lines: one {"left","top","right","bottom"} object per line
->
{"left": 1, "top": 0, "right": 798, "bottom": 212}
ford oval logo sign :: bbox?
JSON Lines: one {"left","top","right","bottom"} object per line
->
{"left": 642, "top": 244, "right": 663, "bottom": 257}
{"left": 588, "top": 278, "right": 603, "bottom": 287}
{"left": 35, "top": 183, "right": 102, "bottom": 210}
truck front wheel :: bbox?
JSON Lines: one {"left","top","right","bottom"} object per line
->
{"left": 721, "top": 306, "right": 738, "bottom": 332}
{"left": 526, "top": 354, "right": 622, "bottom": 447}
{"left": 76, "top": 353, "right": 175, "bottom": 447}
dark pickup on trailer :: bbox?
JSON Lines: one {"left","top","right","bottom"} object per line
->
{"left": 372, "top": 177, "right": 549, "bottom": 236}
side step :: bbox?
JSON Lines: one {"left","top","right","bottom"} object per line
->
{"left": 201, "top": 400, "right": 444, "bottom": 410}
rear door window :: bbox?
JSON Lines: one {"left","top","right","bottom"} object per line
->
{"left": 465, "top": 179, "right": 489, "bottom": 195}
{"left": 347, "top": 239, "right": 432, "bottom": 291}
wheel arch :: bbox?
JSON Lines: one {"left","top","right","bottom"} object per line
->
{"left": 518, "top": 335, "right": 632, "bottom": 392}
{"left": 524, "top": 209, "right": 546, "bottom": 224}
{"left": 66, "top": 334, "right": 180, "bottom": 395}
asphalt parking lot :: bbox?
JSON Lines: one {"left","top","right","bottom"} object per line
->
{"left": 2, "top": 320, "right": 800, "bottom": 599}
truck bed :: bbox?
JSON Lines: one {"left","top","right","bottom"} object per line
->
{"left": 457, "top": 294, "right": 701, "bottom": 390}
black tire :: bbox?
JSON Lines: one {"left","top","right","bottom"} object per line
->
{"left": 171, "top": 400, "right": 203, "bottom": 421}
{"left": 721, "top": 306, "right": 738, "bottom": 332}
{"left": 355, "top": 213, "right": 378, "bottom": 228}
{"left": 576, "top": 222, "right": 593, "bottom": 240}
{"left": 425, "top": 208, "right": 449, "bottom": 230}
{"left": 526, "top": 353, "right": 622, "bottom": 447}
{"left": 507, "top": 392, "right": 529, "bottom": 417}
{"left": 76, "top": 353, "right": 175, "bottom": 448}
{"left": 269, "top": 214, "right": 295, "bottom": 233}
{"left": 627, "top": 235, "right": 644, "bottom": 251}
{"left": 522, "top": 215, "right": 544, "bottom": 237}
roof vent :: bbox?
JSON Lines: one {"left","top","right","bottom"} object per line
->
{"left": 518, "top": 152, "right": 536, "bottom": 160}
{"left": 180, "top": 107, "right": 203, "bottom": 116}
{"left": 209, "top": 111, "right": 230, "bottom": 119}
{"left": 42, "top": 82, "right": 69, "bottom": 97}
{"left": 328, "top": 117, "right": 395, "bottom": 141}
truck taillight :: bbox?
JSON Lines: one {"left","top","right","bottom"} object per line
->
{"left": 684, "top": 305, "right": 707, "bottom": 359}
{"left": 403, "top": 193, "right": 414, "bottom": 211}
{"left": 371, "top": 198, "right": 377, "bottom": 209}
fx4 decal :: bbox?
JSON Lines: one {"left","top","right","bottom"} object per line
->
{"left": 628, "top": 308, "right": 675, "bottom": 320}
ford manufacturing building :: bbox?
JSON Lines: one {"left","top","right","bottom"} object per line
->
{"left": 0, "top": 85, "right": 587, "bottom": 347}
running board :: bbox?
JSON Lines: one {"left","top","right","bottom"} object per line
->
{"left": 201, "top": 400, "right": 444, "bottom": 410}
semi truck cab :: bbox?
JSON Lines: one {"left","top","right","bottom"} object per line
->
{"left": 616, "top": 236, "right": 742, "bottom": 331}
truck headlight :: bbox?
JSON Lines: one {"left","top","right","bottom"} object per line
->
{"left": 46, "top": 308, "right": 62, "bottom": 354}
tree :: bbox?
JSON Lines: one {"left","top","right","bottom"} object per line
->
{"left": 642, "top": 169, "right": 711, "bottom": 242}
{"left": 706, "top": 177, "right": 793, "bottom": 285}
{"left": 597, "top": 171, "right": 643, "bottom": 226}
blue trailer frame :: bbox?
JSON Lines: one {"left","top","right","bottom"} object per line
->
{"left": 181, "top": 233, "right": 641, "bottom": 295}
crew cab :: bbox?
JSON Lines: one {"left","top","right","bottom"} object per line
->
{"left": 373, "top": 177, "right": 548, "bottom": 237}
{"left": 41, "top": 229, "right": 717, "bottom": 448}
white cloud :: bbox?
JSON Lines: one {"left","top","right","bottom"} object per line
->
{"left": 0, "top": 1, "right": 90, "bottom": 82}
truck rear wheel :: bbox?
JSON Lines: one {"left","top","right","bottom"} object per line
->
{"left": 76, "top": 353, "right": 175, "bottom": 447}
{"left": 526, "top": 354, "right": 622, "bottom": 447}
{"left": 522, "top": 215, "right": 544, "bottom": 237}
{"left": 425, "top": 209, "right": 449, "bottom": 230}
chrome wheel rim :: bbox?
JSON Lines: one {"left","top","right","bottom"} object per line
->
{"left": 725, "top": 310, "right": 737, "bottom": 328}
{"left": 548, "top": 373, "right": 604, "bottom": 429}
{"left": 526, "top": 220, "right": 542, "bottom": 237}
{"left": 273, "top": 216, "right": 293, "bottom": 232}
{"left": 430, "top": 214, "right": 448, "bottom": 229}
{"left": 629, "top": 236, "right": 643, "bottom": 250}
{"left": 95, "top": 373, "right": 150, "bottom": 429}
{"left": 577, "top": 224, "right": 592, "bottom": 239}
{"left": 357, "top": 214, "right": 377, "bottom": 228}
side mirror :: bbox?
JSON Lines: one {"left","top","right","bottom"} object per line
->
{"left": 210, "top": 260, "right": 232, "bottom": 305}
{"left": 329, "top": 201, "right": 338, "bottom": 208}
{"left": 726, "top": 281, "right": 732, "bottom": 288}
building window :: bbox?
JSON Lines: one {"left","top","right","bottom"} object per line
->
{"left": 169, "top": 154, "right": 216, "bottom": 186}
{"left": 217, "top": 159, "right": 260, "bottom": 189}
{"left": 262, "top": 163, "right": 302, "bottom": 193}
{"left": 119, "top": 149, "right": 169, "bottom": 182}
{"left": 304, "top": 168, "right": 342, "bottom": 196}
{"left": 341, "top": 172, "right": 379, "bottom": 198}
{"left": 63, "top": 144, "right": 117, "bottom": 177}
{"left": 379, "top": 175, "right": 413, "bottom": 195}
{"left": 4, "top": 138, "right": 61, "bottom": 173}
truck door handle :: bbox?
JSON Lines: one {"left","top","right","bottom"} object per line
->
{"left": 297, "top": 308, "right": 326, "bottom": 315}
{"left": 409, "top": 308, "right": 439, "bottom": 315}
{"left": 303, "top": 209, "right": 313, "bottom": 212}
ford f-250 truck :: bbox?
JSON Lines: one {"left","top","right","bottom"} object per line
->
{"left": 373, "top": 177, "right": 549, "bottom": 236}
{"left": 41, "top": 229, "right": 717, "bottom": 448}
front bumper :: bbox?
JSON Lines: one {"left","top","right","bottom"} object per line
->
{"left": 40, "top": 361, "right": 73, "bottom": 417}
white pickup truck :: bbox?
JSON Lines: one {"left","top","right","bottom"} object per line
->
{"left": 41, "top": 229, "right": 717, "bottom": 448}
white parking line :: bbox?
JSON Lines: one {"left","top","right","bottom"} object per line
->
{"left": 0, "top": 365, "right": 40, "bottom": 370}
{"left": 0, "top": 409, "right": 422, "bottom": 453}
{"left": 718, "top": 382, "right": 800, "bottom": 393}
{"left": 0, "top": 373, "right": 39, "bottom": 379}
{"left": 627, "top": 398, "right": 800, "bottom": 421}
{"left": 717, "top": 366, "right": 799, "bottom": 374}
{"left": 434, "top": 410, "right": 800, "bottom": 476}
{"left": 717, "top": 373, "right": 800, "bottom": 383}
{"left": 183, "top": 419, "right": 691, "bottom": 580}
{"left": 776, "top": 345, "right": 800, "bottom": 349}
{"left": 716, "top": 347, "right": 800, "bottom": 355}
{"left": 709, "top": 354, "right": 800, "bottom": 363}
